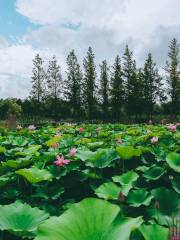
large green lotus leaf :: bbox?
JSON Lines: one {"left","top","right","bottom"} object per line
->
{"left": 112, "top": 171, "right": 139, "bottom": 196}
{"left": 0, "top": 201, "right": 49, "bottom": 237}
{"left": 0, "top": 176, "right": 13, "bottom": 187}
{"left": 87, "top": 141, "right": 104, "bottom": 150}
{"left": 138, "top": 224, "right": 169, "bottom": 240}
{"left": 24, "top": 145, "right": 42, "bottom": 157}
{"left": 151, "top": 187, "right": 180, "bottom": 216}
{"left": 46, "top": 136, "right": 63, "bottom": 147}
{"left": 136, "top": 165, "right": 149, "bottom": 172}
{"left": 143, "top": 166, "right": 165, "bottom": 180}
{"left": 77, "top": 149, "right": 118, "bottom": 168}
{"left": 95, "top": 182, "right": 121, "bottom": 200}
{"left": 35, "top": 198, "right": 143, "bottom": 240}
{"left": 12, "top": 137, "right": 28, "bottom": 146}
{"left": 116, "top": 146, "right": 142, "bottom": 160}
{"left": 127, "top": 189, "right": 153, "bottom": 207}
{"left": 33, "top": 185, "right": 65, "bottom": 200}
{"left": 2, "top": 158, "right": 31, "bottom": 169}
{"left": 171, "top": 176, "right": 180, "bottom": 194}
{"left": 166, "top": 152, "right": 180, "bottom": 172}
{"left": 147, "top": 207, "right": 174, "bottom": 226}
{"left": 76, "top": 149, "right": 95, "bottom": 161}
{"left": 0, "top": 146, "right": 6, "bottom": 154}
{"left": 16, "top": 167, "right": 53, "bottom": 184}
{"left": 113, "top": 171, "right": 139, "bottom": 185}
{"left": 75, "top": 138, "right": 92, "bottom": 145}
{"left": 33, "top": 152, "right": 57, "bottom": 163}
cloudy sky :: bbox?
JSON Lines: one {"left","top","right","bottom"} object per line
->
{"left": 0, "top": 0, "right": 180, "bottom": 98}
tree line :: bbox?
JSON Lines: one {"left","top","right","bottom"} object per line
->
{"left": 0, "top": 38, "right": 180, "bottom": 122}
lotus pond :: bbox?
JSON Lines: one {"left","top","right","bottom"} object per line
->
{"left": 0, "top": 123, "right": 179, "bottom": 239}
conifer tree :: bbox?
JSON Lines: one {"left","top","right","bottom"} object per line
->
{"left": 46, "top": 55, "right": 62, "bottom": 115}
{"left": 142, "top": 53, "right": 163, "bottom": 118}
{"left": 123, "top": 46, "right": 139, "bottom": 118}
{"left": 136, "top": 68, "right": 145, "bottom": 117}
{"left": 30, "top": 54, "right": 46, "bottom": 114}
{"left": 110, "top": 55, "right": 124, "bottom": 121}
{"left": 99, "top": 60, "right": 109, "bottom": 120}
{"left": 65, "top": 50, "right": 82, "bottom": 118}
{"left": 165, "top": 38, "right": 180, "bottom": 114}
{"left": 83, "top": 47, "right": 97, "bottom": 120}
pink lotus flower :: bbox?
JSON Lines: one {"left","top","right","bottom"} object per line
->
{"left": 167, "top": 124, "right": 176, "bottom": 132}
{"left": 51, "top": 142, "right": 59, "bottom": 149}
{"left": 28, "top": 125, "right": 36, "bottom": 131}
{"left": 176, "top": 123, "right": 180, "bottom": 127}
{"left": 116, "top": 138, "right": 122, "bottom": 144}
{"left": 150, "top": 136, "right": 158, "bottom": 144}
{"left": 69, "top": 148, "right": 77, "bottom": 157}
{"left": 79, "top": 127, "right": 84, "bottom": 133}
{"left": 16, "top": 125, "right": 22, "bottom": 130}
{"left": 54, "top": 154, "right": 70, "bottom": 166}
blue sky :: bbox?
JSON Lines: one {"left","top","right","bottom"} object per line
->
{"left": 0, "top": 0, "right": 180, "bottom": 98}
{"left": 0, "top": 0, "right": 39, "bottom": 43}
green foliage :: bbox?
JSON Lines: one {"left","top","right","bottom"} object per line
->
{"left": 0, "top": 123, "right": 178, "bottom": 239}
{"left": 116, "top": 146, "right": 142, "bottom": 160}
{"left": 165, "top": 38, "right": 180, "bottom": 114}
{"left": 0, "top": 201, "right": 49, "bottom": 238}
{"left": 16, "top": 167, "right": 53, "bottom": 184}
{"left": 35, "top": 198, "right": 143, "bottom": 240}
{"left": 99, "top": 60, "right": 109, "bottom": 120}
{"left": 138, "top": 224, "right": 169, "bottom": 240}
{"left": 110, "top": 55, "right": 124, "bottom": 120}
{"left": 127, "top": 189, "right": 153, "bottom": 207}
{"left": 166, "top": 152, "right": 180, "bottom": 172}
{"left": 95, "top": 182, "right": 121, "bottom": 200}
{"left": 65, "top": 50, "right": 82, "bottom": 118}
{"left": 0, "top": 99, "right": 22, "bottom": 119}
{"left": 83, "top": 47, "right": 97, "bottom": 119}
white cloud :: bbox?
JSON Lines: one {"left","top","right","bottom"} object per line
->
{"left": 0, "top": 0, "right": 180, "bottom": 98}
{"left": 17, "top": 0, "right": 180, "bottom": 65}
{"left": 0, "top": 44, "right": 52, "bottom": 98}
{"left": 16, "top": 0, "right": 180, "bottom": 39}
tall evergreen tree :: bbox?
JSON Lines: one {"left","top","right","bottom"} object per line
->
{"left": 65, "top": 50, "right": 82, "bottom": 118}
{"left": 165, "top": 38, "right": 180, "bottom": 114}
{"left": 46, "top": 55, "right": 62, "bottom": 116}
{"left": 123, "top": 46, "right": 139, "bottom": 118}
{"left": 30, "top": 54, "right": 45, "bottom": 114}
{"left": 136, "top": 68, "right": 145, "bottom": 117}
{"left": 143, "top": 53, "right": 163, "bottom": 118}
{"left": 83, "top": 47, "right": 97, "bottom": 120}
{"left": 110, "top": 56, "right": 124, "bottom": 121}
{"left": 99, "top": 60, "right": 109, "bottom": 120}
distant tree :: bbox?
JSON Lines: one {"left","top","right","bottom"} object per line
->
{"left": 136, "top": 68, "right": 145, "bottom": 118}
{"left": 30, "top": 54, "right": 46, "bottom": 114}
{"left": 110, "top": 56, "right": 124, "bottom": 121}
{"left": 65, "top": 50, "right": 82, "bottom": 118}
{"left": 83, "top": 47, "right": 97, "bottom": 120}
{"left": 165, "top": 38, "right": 180, "bottom": 114}
{"left": 46, "top": 55, "right": 62, "bottom": 117}
{"left": 123, "top": 46, "right": 139, "bottom": 118}
{"left": 99, "top": 60, "right": 109, "bottom": 120}
{"left": 142, "top": 53, "right": 163, "bottom": 118}
{"left": 0, "top": 99, "right": 22, "bottom": 119}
